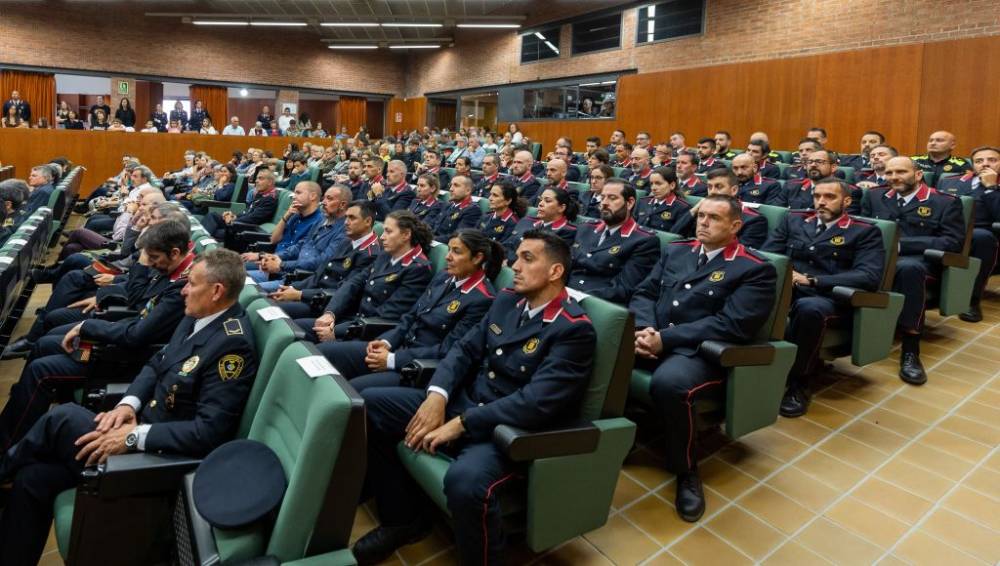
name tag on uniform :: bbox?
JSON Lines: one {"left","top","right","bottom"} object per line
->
{"left": 385, "top": 273, "right": 398, "bottom": 282}
{"left": 489, "top": 323, "right": 503, "bottom": 335}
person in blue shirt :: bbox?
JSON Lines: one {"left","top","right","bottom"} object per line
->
{"left": 18, "top": 165, "right": 57, "bottom": 223}
{"left": 276, "top": 152, "right": 313, "bottom": 189}
{"left": 468, "top": 136, "right": 487, "bottom": 169}
{"left": 254, "top": 184, "right": 351, "bottom": 292}
{"left": 243, "top": 181, "right": 324, "bottom": 284}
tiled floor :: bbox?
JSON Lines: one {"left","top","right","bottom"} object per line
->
{"left": 3, "top": 241, "right": 997, "bottom": 565}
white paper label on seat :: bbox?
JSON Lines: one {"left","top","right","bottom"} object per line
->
{"left": 7, "top": 239, "right": 27, "bottom": 246}
{"left": 20, "top": 226, "right": 37, "bottom": 233}
{"left": 245, "top": 276, "right": 258, "bottom": 286}
{"left": 256, "top": 306, "right": 289, "bottom": 321}
{"left": 566, "top": 287, "right": 592, "bottom": 302}
{"left": 199, "top": 238, "right": 217, "bottom": 246}
{"left": 297, "top": 355, "right": 338, "bottom": 379}
{"left": 0, "top": 257, "right": 12, "bottom": 265}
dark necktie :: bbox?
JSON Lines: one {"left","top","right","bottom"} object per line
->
{"left": 697, "top": 251, "right": 708, "bottom": 268}
{"left": 815, "top": 221, "right": 825, "bottom": 237}
{"left": 518, "top": 308, "right": 531, "bottom": 328}
{"left": 897, "top": 197, "right": 906, "bottom": 213}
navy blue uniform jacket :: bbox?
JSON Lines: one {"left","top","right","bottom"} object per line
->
{"left": 861, "top": 184, "right": 965, "bottom": 255}
{"left": 570, "top": 216, "right": 660, "bottom": 303}
{"left": 324, "top": 245, "right": 433, "bottom": 319}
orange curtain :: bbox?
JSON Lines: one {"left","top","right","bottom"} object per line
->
{"left": 0, "top": 70, "right": 55, "bottom": 127}
{"left": 339, "top": 96, "right": 367, "bottom": 136}
{"left": 189, "top": 85, "right": 228, "bottom": 131}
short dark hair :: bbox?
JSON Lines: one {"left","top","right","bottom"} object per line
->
{"left": 970, "top": 145, "right": 1000, "bottom": 160}
{"left": 542, "top": 185, "right": 580, "bottom": 221}
{"left": 349, "top": 200, "right": 377, "bottom": 223}
{"left": 590, "top": 149, "right": 610, "bottom": 164}
{"left": 586, "top": 136, "right": 601, "bottom": 145}
{"left": 142, "top": 219, "right": 190, "bottom": 255}
{"left": 815, "top": 177, "right": 853, "bottom": 198}
{"left": 700, "top": 194, "right": 742, "bottom": 221}
{"left": 194, "top": 248, "right": 246, "bottom": 302}
{"left": 798, "top": 138, "right": 822, "bottom": 150}
{"left": 678, "top": 150, "right": 700, "bottom": 165}
{"left": 707, "top": 168, "right": 739, "bottom": 187}
{"left": 637, "top": 131, "right": 651, "bottom": 139}
{"left": 603, "top": 177, "right": 636, "bottom": 202}
{"left": 593, "top": 164, "right": 615, "bottom": 180}
{"left": 652, "top": 166, "right": 677, "bottom": 184}
{"left": 454, "top": 156, "right": 472, "bottom": 168}
{"left": 697, "top": 137, "right": 716, "bottom": 147}
{"left": 520, "top": 229, "right": 571, "bottom": 276}
{"left": 423, "top": 148, "right": 439, "bottom": 159}
{"left": 715, "top": 130, "right": 732, "bottom": 139}
{"left": 749, "top": 138, "right": 771, "bottom": 155}
{"left": 863, "top": 130, "right": 886, "bottom": 143}
{"left": 807, "top": 127, "right": 828, "bottom": 137}
{"left": 872, "top": 144, "right": 899, "bottom": 157}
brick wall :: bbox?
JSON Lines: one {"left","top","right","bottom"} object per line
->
{"left": 403, "top": 0, "right": 1000, "bottom": 97}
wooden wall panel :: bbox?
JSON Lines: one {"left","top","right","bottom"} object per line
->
{"left": 228, "top": 98, "right": 275, "bottom": 132}
{"left": 298, "top": 100, "right": 337, "bottom": 135}
{"left": 387, "top": 97, "right": 427, "bottom": 135}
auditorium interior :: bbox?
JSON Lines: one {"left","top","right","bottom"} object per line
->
{"left": 0, "top": 1, "right": 999, "bottom": 565}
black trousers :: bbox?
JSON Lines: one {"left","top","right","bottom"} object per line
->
{"left": 893, "top": 255, "right": 935, "bottom": 333}
{"left": 970, "top": 228, "right": 999, "bottom": 301}
{"left": 785, "top": 293, "right": 850, "bottom": 383}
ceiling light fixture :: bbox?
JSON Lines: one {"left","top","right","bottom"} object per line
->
{"left": 381, "top": 23, "right": 442, "bottom": 28}
{"left": 321, "top": 22, "right": 379, "bottom": 27}
{"left": 192, "top": 20, "right": 248, "bottom": 26}
{"left": 239, "top": 88, "right": 249, "bottom": 97}
{"left": 329, "top": 45, "right": 379, "bottom": 50}
{"left": 250, "top": 21, "right": 308, "bottom": 27}
{"left": 456, "top": 23, "right": 520, "bottom": 29}
{"left": 388, "top": 44, "right": 441, "bottom": 49}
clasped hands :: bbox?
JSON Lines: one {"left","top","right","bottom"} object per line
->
{"left": 74, "top": 405, "right": 136, "bottom": 466}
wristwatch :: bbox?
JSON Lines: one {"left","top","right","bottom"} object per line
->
{"left": 125, "top": 430, "right": 139, "bottom": 452}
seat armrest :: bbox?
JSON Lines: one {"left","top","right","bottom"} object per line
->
{"left": 493, "top": 422, "right": 600, "bottom": 462}
{"left": 248, "top": 241, "right": 277, "bottom": 254}
{"left": 284, "top": 269, "right": 313, "bottom": 283}
{"left": 83, "top": 453, "right": 202, "bottom": 498}
{"left": 831, "top": 286, "right": 890, "bottom": 308}
{"left": 345, "top": 317, "right": 400, "bottom": 341}
{"left": 236, "top": 231, "right": 272, "bottom": 244}
{"left": 400, "top": 359, "right": 439, "bottom": 388}
{"left": 924, "top": 249, "right": 969, "bottom": 269}
{"left": 94, "top": 306, "right": 139, "bottom": 322}
{"left": 698, "top": 341, "right": 776, "bottom": 367}
{"left": 90, "top": 342, "right": 163, "bottom": 364}
{"left": 197, "top": 200, "right": 232, "bottom": 208}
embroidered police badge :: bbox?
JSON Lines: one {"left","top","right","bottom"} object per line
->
{"left": 446, "top": 300, "right": 461, "bottom": 314}
{"left": 494, "top": 225, "right": 505, "bottom": 233}
{"left": 917, "top": 206, "right": 932, "bottom": 217}
{"left": 943, "top": 164, "right": 953, "bottom": 172}
{"left": 830, "top": 236, "right": 845, "bottom": 245}
{"left": 660, "top": 211, "right": 672, "bottom": 220}
{"left": 709, "top": 271, "right": 725, "bottom": 282}
{"left": 218, "top": 355, "right": 245, "bottom": 381}
{"left": 522, "top": 337, "right": 540, "bottom": 354}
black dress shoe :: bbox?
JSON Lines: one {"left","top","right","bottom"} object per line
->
{"left": 779, "top": 385, "right": 810, "bottom": 418}
{"left": 0, "top": 338, "right": 34, "bottom": 360}
{"left": 352, "top": 521, "right": 432, "bottom": 565}
{"left": 675, "top": 472, "right": 706, "bottom": 522}
{"left": 958, "top": 303, "right": 983, "bottom": 323}
{"left": 30, "top": 268, "right": 54, "bottom": 284}
{"left": 899, "top": 352, "right": 927, "bottom": 385}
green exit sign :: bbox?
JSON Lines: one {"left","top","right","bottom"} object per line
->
{"left": 118, "top": 80, "right": 129, "bottom": 95}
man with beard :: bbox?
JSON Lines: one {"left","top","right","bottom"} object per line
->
{"left": 713, "top": 131, "right": 739, "bottom": 160}
{"left": 855, "top": 144, "right": 898, "bottom": 188}
{"left": 508, "top": 150, "right": 542, "bottom": 201}
{"left": 745, "top": 139, "right": 783, "bottom": 179}
{"left": 781, "top": 150, "right": 862, "bottom": 213}
{"left": 763, "top": 179, "right": 885, "bottom": 416}
{"left": 675, "top": 151, "right": 708, "bottom": 196}
{"left": 338, "top": 157, "right": 367, "bottom": 200}
{"left": 569, "top": 178, "right": 660, "bottom": 303}
{"left": 731, "top": 153, "right": 782, "bottom": 205}
{"left": 624, "top": 148, "right": 654, "bottom": 191}
{"left": 862, "top": 157, "right": 965, "bottom": 385}
{"left": 605, "top": 129, "right": 626, "bottom": 153}
{"left": 784, "top": 138, "right": 823, "bottom": 180}
{"left": 912, "top": 131, "right": 972, "bottom": 182}
{"left": 696, "top": 138, "right": 727, "bottom": 173}
{"left": 841, "top": 131, "right": 886, "bottom": 173}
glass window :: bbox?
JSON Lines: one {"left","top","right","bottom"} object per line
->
{"left": 520, "top": 26, "right": 562, "bottom": 64}
{"left": 636, "top": 0, "right": 704, "bottom": 44}
{"left": 521, "top": 80, "right": 616, "bottom": 120}
{"left": 572, "top": 13, "right": 622, "bottom": 55}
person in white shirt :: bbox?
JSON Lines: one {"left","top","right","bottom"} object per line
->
{"left": 248, "top": 122, "right": 267, "bottom": 136}
{"left": 200, "top": 118, "right": 219, "bottom": 135}
{"left": 222, "top": 116, "right": 245, "bottom": 136}
{"left": 277, "top": 107, "right": 294, "bottom": 132}
{"left": 140, "top": 121, "right": 158, "bottom": 133}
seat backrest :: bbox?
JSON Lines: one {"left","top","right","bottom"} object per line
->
{"left": 839, "top": 166, "right": 855, "bottom": 183}
{"left": 248, "top": 342, "right": 365, "bottom": 560}
{"left": 774, "top": 150, "right": 793, "bottom": 164}
{"left": 567, "top": 181, "right": 589, "bottom": 195}
{"left": 373, "top": 222, "right": 384, "bottom": 236}
{"left": 755, "top": 251, "right": 792, "bottom": 341}
{"left": 307, "top": 167, "right": 320, "bottom": 183}
{"left": 477, "top": 197, "right": 490, "bottom": 213}
{"left": 530, "top": 142, "right": 542, "bottom": 160}
{"left": 238, "top": 298, "right": 304, "bottom": 437}
{"left": 775, "top": 162, "right": 790, "bottom": 179}
{"left": 494, "top": 265, "right": 514, "bottom": 289}
{"left": 867, "top": 217, "right": 900, "bottom": 290}
{"left": 653, "top": 229, "right": 684, "bottom": 248}
{"left": 233, "top": 175, "right": 248, "bottom": 204}
{"left": 271, "top": 189, "right": 293, "bottom": 223}
{"left": 756, "top": 204, "right": 790, "bottom": 237}
{"left": 442, "top": 167, "right": 457, "bottom": 179}
{"left": 428, "top": 241, "right": 449, "bottom": 275}
{"left": 612, "top": 166, "right": 627, "bottom": 178}
{"left": 239, "top": 284, "right": 263, "bottom": 308}
{"left": 576, "top": 295, "right": 633, "bottom": 420}
{"left": 959, "top": 195, "right": 974, "bottom": 256}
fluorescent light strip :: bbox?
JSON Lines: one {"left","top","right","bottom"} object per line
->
{"left": 456, "top": 23, "right": 520, "bottom": 29}
{"left": 329, "top": 45, "right": 379, "bottom": 50}
{"left": 193, "top": 20, "right": 248, "bottom": 26}
{"left": 250, "top": 21, "right": 308, "bottom": 27}
{"left": 321, "top": 22, "right": 379, "bottom": 27}
{"left": 381, "top": 23, "right": 442, "bottom": 28}
{"left": 388, "top": 44, "right": 440, "bottom": 49}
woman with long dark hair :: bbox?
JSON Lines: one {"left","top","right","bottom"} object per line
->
{"left": 478, "top": 178, "right": 525, "bottom": 245}
{"left": 634, "top": 166, "right": 694, "bottom": 235}
{"left": 114, "top": 97, "right": 136, "bottom": 128}
{"left": 502, "top": 186, "right": 577, "bottom": 262}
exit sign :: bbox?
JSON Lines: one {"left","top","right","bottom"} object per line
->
{"left": 118, "top": 80, "right": 129, "bottom": 95}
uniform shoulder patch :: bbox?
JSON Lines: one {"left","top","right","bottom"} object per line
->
{"left": 560, "top": 300, "right": 592, "bottom": 324}
{"left": 223, "top": 318, "right": 244, "bottom": 336}
{"left": 218, "top": 354, "right": 246, "bottom": 381}
{"left": 738, "top": 247, "right": 768, "bottom": 264}
{"left": 671, "top": 238, "right": 700, "bottom": 247}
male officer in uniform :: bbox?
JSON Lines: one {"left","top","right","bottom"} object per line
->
{"left": 531, "top": 158, "right": 571, "bottom": 206}
{"left": 508, "top": 149, "right": 542, "bottom": 201}
{"left": 553, "top": 146, "right": 582, "bottom": 182}
{"left": 764, "top": 179, "right": 885, "bottom": 416}
{"left": 367, "top": 160, "right": 415, "bottom": 221}
{"left": 746, "top": 139, "right": 782, "bottom": 179}
{"left": 352, "top": 230, "right": 596, "bottom": 565}
{"left": 841, "top": 131, "right": 886, "bottom": 173}
{"left": 782, "top": 150, "right": 862, "bottom": 213}
{"left": 855, "top": 144, "right": 898, "bottom": 188}
{"left": 606, "top": 129, "right": 626, "bottom": 153}
{"left": 0, "top": 221, "right": 195, "bottom": 448}
{"left": 675, "top": 151, "right": 708, "bottom": 195}
{"left": 732, "top": 153, "right": 782, "bottom": 205}
{"left": 414, "top": 148, "right": 452, "bottom": 190}
{"left": 629, "top": 195, "right": 777, "bottom": 522}
{"left": 713, "top": 131, "right": 739, "bottom": 160}
{"left": 201, "top": 169, "right": 279, "bottom": 242}
{"left": 432, "top": 175, "right": 482, "bottom": 242}
{"left": 913, "top": 131, "right": 972, "bottom": 183}
{"left": 696, "top": 138, "right": 727, "bottom": 173}
{"left": 570, "top": 178, "right": 660, "bottom": 303}
{"left": 625, "top": 148, "right": 654, "bottom": 191}
{"left": 2, "top": 90, "right": 30, "bottom": 122}
{"left": 784, "top": 138, "right": 823, "bottom": 180}
{"left": 862, "top": 157, "right": 965, "bottom": 384}
{"left": 474, "top": 154, "right": 503, "bottom": 197}
{"left": 937, "top": 146, "right": 1000, "bottom": 322}
{"left": 704, "top": 169, "right": 769, "bottom": 248}
{"left": 0, "top": 249, "right": 257, "bottom": 566}
{"left": 269, "top": 201, "right": 381, "bottom": 318}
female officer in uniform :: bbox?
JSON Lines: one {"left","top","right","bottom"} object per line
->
{"left": 408, "top": 172, "right": 445, "bottom": 225}
{"left": 503, "top": 185, "right": 578, "bottom": 263}
{"left": 635, "top": 166, "right": 694, "bottom": 236}
{"left": 478, "top": 179, "right": 526, "bottom": 246}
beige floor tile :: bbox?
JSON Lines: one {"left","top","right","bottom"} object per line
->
{"left": 877, "top": 554, "right": 913, "bottom": 566}
{"left": 621, "top": 494, "right": 695, "bottom": 546}
{"left": 419, "top": 548, "right": 460, "bottom": 566}
{"left": 817, "top": 433, "right": 891, "bottom": 471}
{"left": 919, "top": 428, "right": 993, "bottom": 463}
{"left": 704, "top": 505, "right": 784, "bottom": 560}
{"left": 793, "top": 517, "right": 884, "bottom": 564}
{"left": 961, "top": 467, "right": 1000, "bottom": 501}
{"left": 669, "top": 528, "right": 753, "bottom": 566}
{"left": 960, "top": 341, "right": 1000, "bottom": 361}
{"left": 771, "top": 414, "right": 833, "bottom": 445}
{"left": 582, "top": 515, "right": 661, "bottom": 565}
{"left": 983, "top": 450, "right": 1000, "bottom": 473}
{"left": 971, "top": 386, "right": 1000, "bottom": 406}
{"left": 397, "top": 525, "right": 455, "bottom": 565}
{"left": 895, "top": 531, "right": 988, "bottom": 566}
{"left": 830, "top": 373, "right": 900, "bottom": 404}
{"left": 937, "top": 415, "right": 1000, "bottom": 446}
{"left": 928, "top": 374, "right": 980, "bottom": 398}
{"left": 896, "top": 443, "right": 976, "bottom": 482}
{"left": 933, "top": 361, "right": 995, "bottom": 385}
{"left": 732, "top": 427, "right": 810, "bottom": 463}
{"left": 612, "top": 472, "right": 650, "bottom": 510}
{"left": 920, "top": 509, "right": 1000, "bottom": 563}
{"left": 954, "top": 401, "right": 1000, "bottom": 428}
{"left": 642, "top": 550, "right": 687, "bottom": 565}
{"left": 689, "top": 457, "right": 757, "bottom": 500}
{"left": 881, "top": 394, "right": 949, "bottom": 422}
{"left": 736, "top": 485, "right": 815, "bottom": 535}
{"left": 824, "top": 496, "right": 911, "bottom": 549}
{"left": 762, "top": 540, "right": 832, "bottom": 566}
{"left": 622, "top": 448, "right": 672, "bottom": 490}
{"left": 842, "top": 419, "right": 910, "bottom": 454}
{"left": 534, "top": 538, "right": 613, "bottom": 566}
{"left": 765, "top": 467, "right": 840, "bottom": 512}
{"left": 715, "top": 443, "right": 784, "bottom": 481}
{"left": 794, "top": 449, "right": 867, "bottom": 491}
{"left": 852, "top": 477, "right": 933, "bottom": 524}
{"left": 876, "top": 458, "right": 957, "bottom": 502}
{"left": 863, "top": 407, "right": 929, "bottom": 439}
{"left": 897, "top": 385, "right": 964, "bottom": 412}
{"left": 813, "top": 387, "right": 875, "bottom": 417}
{"left": 942, "top": 486, "right": 1000, "bottom": 532}
{"left": 350, "top": 506, "right": 378, "bottom": 545}
{"left": 801, "top": 401, "right": 854, "bottom": 429}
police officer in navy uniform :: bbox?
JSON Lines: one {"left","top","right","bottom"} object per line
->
{"left": 504, "top": 186, "right": 578, "bottom": 263}
{"left": 781, "top": 150, "right": 863, "bottom": 214}
{"left": 624, "top": 148, "right": 654, "bottom": 192}
{"left": 732, "top": 153, "right": 782, "bottom": 205}
{"left": 318, "top": 230, "right": 501, "bottom": 386}
{"left": 635, "top": 166, "right": 695, "bottom": 236}
{"left": 268, "top": 201, "right": 381, "bottom": 319}
{"left": 840, "top": 131, "right": 886, "bottom": 174}
{"left": 704, "top": 169, "right": 769, "bottom": 248}
{"left": 696, "top": 138, "right": 728, "bottom": 174}
{"left": 188, "top": 100, "right": 210, "bottom": 133}
{"left": 306, "top": 210, "right": 433, "bottom": 340}
{"left": 530, "top": 158, "right": 572, "bottom": 206}
{"left": 201, "top": 169, "right": 279, "bottom": 242}
{"left": 150, "top": 103, "right": 168, "bottom": 132}
{"left": 0, "top": 249, "right": 257, "bottom": 566}
{"left": 784, "top": 138, "right": 823, "bottom": 180}
{"left": 413, "top": 148, "right": 452, "bottom": 191}
{"left": 169, "top": 101, "right": 188, "bottom": 131}
{"left": 368, "top": 160, "right": 416, "bottom": 221}
{"left": 506, "top": 149, "right": 542, "bottom": 202}
{"left": 570, "top": 178, "right": 660, "bottom": 303}
{"left": 579, "top": 164, "right": 612, "bottom": 218}
{"left": 2, "top": 90, "right": 30, "bottom": 122}
{"left": 478, "top": 179, "right": 525, "bottom": 246}
{"left": 763, "top": 179, "right": 885, "bottom": 416}
{"left": 746, "top": 139, "right": 782, "bottom": 179}
{"left": 629, "top": 195, "right": 777, "bottom": 522}
{"left": 674, "top": 151, "right": 708, "bottom": 196}
{"left": 432, "top": 175, "right": 482, "bottom": 242}
{"left": 552, "top": 146, "right": 582, "bottom": 182}
{"left": 854, "top": 144, "right": 898, "bottom": 189}
{"left": 352, "top": 230, "right": 596, "bottom": 565}
{"left": 912, "top": 131, "right": 973, "bottom": 182}
{"left": 0, "top": 221, "right": 195, "bottom": 449}
{"left": 937, "top": 146, "right": 1000, "bottom": 322}
{"left": 862, "top": 157, "right": 966, "bottom": 385}
{"left": 408, "top": 172, "right": 446, "bottom": 225}
{"left": 474, "top": 154, "right": 503, "bottom": 198}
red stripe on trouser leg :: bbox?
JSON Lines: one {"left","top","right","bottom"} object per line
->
{"left": 7, "top": 374, "right": 85, "bottom": 450}
{"left": 685, "top": 380, "right": 723, "bottom": 470}
{"left": 481, "top": 472, "right": 516, "bottom": 566}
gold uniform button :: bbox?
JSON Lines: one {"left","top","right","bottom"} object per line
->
{"left": 149, "top": 400, "right": 157, "bottom": 408}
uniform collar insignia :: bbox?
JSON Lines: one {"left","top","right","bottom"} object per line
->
{"left": 497, "top": 209, "right": 515, "bottom": 222}
{"left": 836, "top": 213, "right": 852, "bottom": 229}
{"left": 454, "top": 196, "right": 473, "bottom": 209}
{"left": 550, "top": 216, "right": 568, "bottom": 230}
{"left": 169, "top": 252, "right": 196, "bottom": 282}
{"left": 399, "top": 244, "right": 424, "bottom": 267}
{"left": 358, "top": 232, "right": 379, "bottom": 250}
{"left": 542, "top": 288, "right": 569, "bottom": 323}
{"left": 460, "top": 270, "right": 487, "bottom": 294}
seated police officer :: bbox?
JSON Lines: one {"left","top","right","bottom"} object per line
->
{"left": 318, "top": 230, "right": 501, "bottom": 387}
{"left": 635, "top": 166, "right": 695, "bottom": 235}
{"left": 0, "top": 220, "right": 195, "bottom": 449}
{"left": 529, "top": 158, "right": 571, "bottom": 206}
{"left": 855, "top": 144, "right": 898, "bottom": 188}
{"left": 781, "top": 150, "right": 862, "bottom": 213}
{"left": 675, "top": 151, "right": 708, "bottom": 196}
{"left": 504, "top": 186, "right": 579, "bottom": 263}
{"left": 413, "top": 148, "right": 451, "bottom": 191}
{"left": 624, "top": 148, "right": 654, "bottom": 191}
{"left": 703, "top": 169, "right": 769, "bottom": 248}
{"left": 732, "top": 153, "right": 782, "bottom": 205}
{"left": 473, "top": 154, "right": 503, "bottom": 198}
{"left": 478, "top": 179, "right": 526, "bottom": 246}
{"left": 862, "top": 157, "right": 965, "bottom": 384}
{"left": 0, "top": 249, "right": 257, "bottom": 566}
{"left": 746, "top": 139, "right": 782, "bottom": 180}
{"left": 268, "top": 200, "right": 381, "bottom": 318}
{"left": 937, "top": 145, "right": 1000, "bottom": 323}
{"left": 299, "top": 210, "right": 434, "bottom": 340}
{"left": 841, "top": 130, "right": 886, "bottom": 174}
{"left": 368, "top": 160, "right": 416, "bottom": 222}
{"left": 353, "top": 230, "right": 596, "bottom": 565}
{"left": 696, "top": 138, "right": 727, "bottom": 174}
{"left": 763, "top": 179, "right": 885, "bottom": 416}
{"left": 629, "top": 195, "right": 777, "bottom": 522}
{"left": 431, "top": 175, "right": 482, "bottom": 242}
{"left": 913, "top": 131, "right": 973, "bottom": 181}
{"left": 200, "top": 169, "right": 279, "bottom": 241}
{"left": 507, "top": 150, "right": 542, "bottom": 201}
{"left": 409, "top": 172, "right": 445, "bottom": 225}
{"left": 579, "top": 164, "right": 612, "bottom": 219}
{"left": 570, "top": 178, "right": 660, "bottom": 303}
{"left": 784, "top": 138, "right": 823, "bottom": 180}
